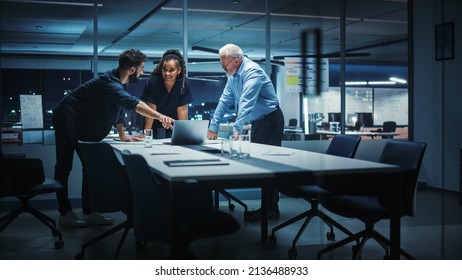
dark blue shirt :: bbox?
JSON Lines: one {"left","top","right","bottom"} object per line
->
{"left": 53, "top": 69, "right": 140, "bottom": 141}
{"left": 141, "top": 75, "right": 193, "bottom": 131}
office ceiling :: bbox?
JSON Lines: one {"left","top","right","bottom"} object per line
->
{"left": 0, "top": 0, "right": 408, "bottom": 66}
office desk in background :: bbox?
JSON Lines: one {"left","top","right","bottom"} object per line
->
{"left": 316, "top": 130, "right": 400, "bottom": 139}
{"left": 109, "top": 140, "right": 402, "bottom": 259}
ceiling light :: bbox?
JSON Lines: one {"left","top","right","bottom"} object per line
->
{"left": 389, "top": 77, "right": 407, "bottom": 84}
{"left": 345, "top": 81, "right": 368, "bottom": 86}
{"left": 368, "top": 81, "right": 396, "bottom": 85}
{"left": 232, "top": 0, "right": 240, "bottom": 3}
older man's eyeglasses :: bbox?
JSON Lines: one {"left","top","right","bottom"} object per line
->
{"left": 221, "top": 58, "right": 235, "bottom": 68}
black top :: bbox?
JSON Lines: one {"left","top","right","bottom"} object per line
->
{"left": 52, "top": 69, "right": 140, "bottom": 142}
{"left": 141, "top": 75, "right": 193, "bottom": 137}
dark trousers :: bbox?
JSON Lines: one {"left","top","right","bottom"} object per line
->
{"left": 54, "top": 127, "right": 90, "bottom": 215}
{"left": 251, "top": 107, "right": 285, "bottom": 210}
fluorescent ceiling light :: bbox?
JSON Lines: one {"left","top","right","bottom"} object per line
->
{"left": 345, "top": 81, "right": 368, "bottom": 86}
{"left": 389, "top": 77, "right": 407, "bottom": 84}
{"left": 368, "top": 81, "right": 396, "bottom": 85}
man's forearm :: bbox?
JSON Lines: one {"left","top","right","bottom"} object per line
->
{"left": 136, "top": 101, "right": 163, "bottom": 120}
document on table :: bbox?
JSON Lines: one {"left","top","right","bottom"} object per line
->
{"left": 164, "top": 159, "right": 229, "bottom": 167}
{"left": 150, "top": 150, "right": 179, "bottom": 155}
{"left": 262, "top": 150, "right": 296, "bottom": 156}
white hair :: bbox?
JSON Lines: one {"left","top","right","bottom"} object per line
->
{"left": 219, "top": 44, "right": 244, "bottom": 60}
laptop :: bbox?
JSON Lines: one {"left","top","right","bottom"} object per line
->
{"left": 170, "top": 120, "right": 209, "bottom": 145}
{"left": 166, "top": 120, "right": 224, "bottom": 154}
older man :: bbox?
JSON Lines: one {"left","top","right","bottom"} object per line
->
{"left": 207, "top": 44, "right": 285, "bottom": 221}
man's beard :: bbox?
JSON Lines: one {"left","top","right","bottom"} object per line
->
{"left": 226, "top": 69, "right": 236, "bottom": 77}
{"left": 129, "top": 72, "right": 139, "bottom": 83}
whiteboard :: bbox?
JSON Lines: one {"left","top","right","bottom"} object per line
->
{"left": 374, "top": 88, "right": 408, "bottom": 125}
{"left": 20, "top": 94, "right": 43, "bottom": 129}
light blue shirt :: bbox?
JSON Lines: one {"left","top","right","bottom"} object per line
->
{"left": 209, "top": 57, "right": 279, "bottom": 133}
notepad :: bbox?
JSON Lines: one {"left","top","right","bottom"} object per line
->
{"left": 150, "top": 150, "right": 179, "bottom": 155}
{"left": 164, "top": 159, "right": 229, "bottom": 167}
{"left": 262, "top": 150, "right": 295, "bottom": 156}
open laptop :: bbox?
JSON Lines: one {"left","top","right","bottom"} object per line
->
{"left": 169, "top": 120, "right": 209, "bottom": 145}
{"left": 165, "top": 120, "right": 223, "bottom": 154}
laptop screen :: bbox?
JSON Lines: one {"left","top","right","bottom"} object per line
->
{"left": 170, "top": 120, "right": 209, "bottom": 145}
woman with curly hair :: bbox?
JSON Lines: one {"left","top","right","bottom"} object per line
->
{"left": 141, "top": 49, "right": 193, "bottom": 138}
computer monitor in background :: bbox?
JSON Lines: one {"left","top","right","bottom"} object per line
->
{"left": 328, "top": 112, "right": 341, "bottom": 123}
{"left": 354, "top": 112, "right": 373, "bottom": 130}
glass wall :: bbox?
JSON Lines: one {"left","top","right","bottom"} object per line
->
{"left": 0, "top": 0, "right": 409, "bottom": 139}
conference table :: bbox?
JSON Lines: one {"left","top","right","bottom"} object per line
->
{"left": 109, "top": 140, "right": 403, "bottom": 259}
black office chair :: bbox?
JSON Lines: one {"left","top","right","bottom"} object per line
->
{"left": 121, "top": 150, "right": 240, "bottom": 259}
{"left": 317, "top": 139, "right": 427, "bottom": 259}
{"left": 381, "top": 121, "right": 397, "bottom": 138}
{"left": 76, "top": 141, "right": 134, "bottom": 259}
{"left": 288, "top": 118, "right": 298, "bottom": 128}
{"left": 214, "top": 189, "right": 249, "bottom": 212}
{"left": 0, "top": 155, "right": 64, "bottom": 249}
{"left": 269, "top": 134, "right": 361, "bottom": 259}
{"left": 371, "top": 121, "right": 397, "bottom": 139}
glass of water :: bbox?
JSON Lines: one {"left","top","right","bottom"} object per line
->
{"left": 238, "top": 134, "right": 251, "bottom": 159}
{"left": 144, "top": 129, "right": 153, "bottom": 148}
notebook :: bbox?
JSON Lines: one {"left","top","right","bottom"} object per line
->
{"left": 170, "top": 120, "right": 210, "bottom": 145}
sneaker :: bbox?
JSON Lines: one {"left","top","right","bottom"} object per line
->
{"left": 59, "top": 211, "right": 86, "bottom": 228}
{"left": 244, "top": 208, "right": 280, "bottom": 222}
{"left": 83, "top": 212, "right": 114, "bottom": 225}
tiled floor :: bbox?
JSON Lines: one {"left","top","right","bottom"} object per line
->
{"left": 1, "top": 188, "right": 461, "bottom": 260}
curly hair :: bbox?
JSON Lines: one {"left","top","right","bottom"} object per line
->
{"left": 151, "top": 49, "right": 187, "bottom": 78}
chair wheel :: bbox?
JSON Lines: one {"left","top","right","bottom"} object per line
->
{"left": 326, "top": 231, "right": 335, "bottom": 241}
{"left": 75, "top": 252, "right": 84, "bottom": 260}
{"left": 288, "top": 248, "right": 298, "bottom": 259}
{"left": 228, "top": 203, "right": 235, "bottom": 210}
{"left": 54, "top": 239, "right": 64, "bottom": 249}
{"left": 268, "top": 235, "right": 276, "bottom": 244}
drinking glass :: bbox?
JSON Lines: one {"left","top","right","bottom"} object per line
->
{"left": 144, "top": 129, "right": 153, "bottom": 148}
{"left": 238, "top": 134, "right": 251, "bottom": 159}
{"left": 228, "top": 135, "right": 239, "bottom": 159}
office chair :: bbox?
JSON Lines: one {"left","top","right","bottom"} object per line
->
{"left": 269, "top": 134, "right": 361, "bottom": 259}
{"left": 0, "top": 155, "right": 64, "bottom": 249}
{"left": 317, "top": 140, "right": 427, "bottom": 259}
{"left": 121, "top": 150, "right": 240, "bottom": 259}
{"left": 214, "top": 189, "right": 249, "bottom": 212}
{"left": 288, "top": 118, "right": 298, "bottom": 128}
{"left": 370, "top": 121, "right": 397, "bottom": 139}
{"left": 76, "top": 141, "right": 133, "bottom": 259}
{"left": 381, "top": 121, "right": 397, "bottom": 138}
